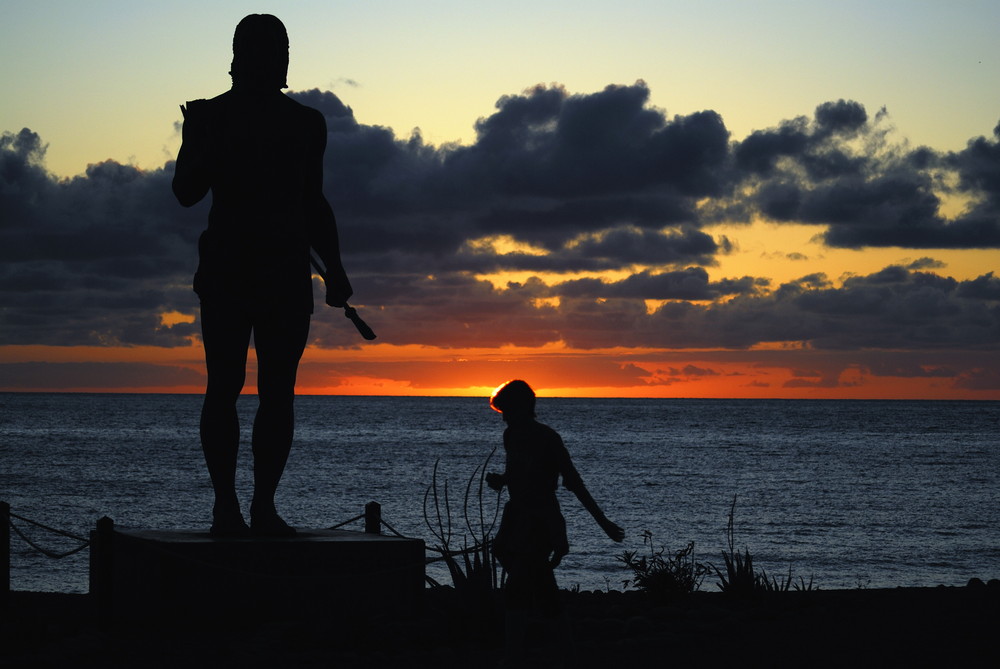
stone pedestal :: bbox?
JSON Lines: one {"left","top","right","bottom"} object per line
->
{"left": 90, "top": 525, "right": 425, "bottom": 622}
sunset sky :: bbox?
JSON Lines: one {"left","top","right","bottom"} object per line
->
{"left": 2, "top": 0, "right": 999, "bottom": 398}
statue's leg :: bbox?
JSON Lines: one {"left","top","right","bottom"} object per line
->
{"left": 200, "top": 301, "right": 252, "bottom": 535}
{"left": 249, "top": 310, "right": 310, "bottom": 535}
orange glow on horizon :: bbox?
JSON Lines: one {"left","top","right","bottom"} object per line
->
{"left": 1, "top": 342, "right": 996, "bottom": 400}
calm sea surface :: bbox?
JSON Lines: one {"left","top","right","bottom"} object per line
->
{"left": 1, "top": 393, "right": 998, "bottom": 593}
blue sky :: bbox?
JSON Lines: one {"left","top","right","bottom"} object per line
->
{"left": 3, "top": 1, "right": 999, "bottom": 177}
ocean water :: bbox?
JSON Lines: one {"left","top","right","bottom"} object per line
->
{"left": 1, "top": 393, "right": 998, "bottom": 594}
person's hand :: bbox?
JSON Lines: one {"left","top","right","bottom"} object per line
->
{"left": 485, "top": 472, "right": 504, "bottom": 492}
{"left": 600, "top": 517, "right": 625, "bottom": 542}
{"left": 324, "top": 267, "right": 353, "bottom": 308}
{"left": 179, "top": 100, "right": 216, "bottom": 151}
{"left": 325, "top": 286, "right": 352, "bottom": 308}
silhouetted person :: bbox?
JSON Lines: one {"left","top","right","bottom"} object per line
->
{"left": 486, "top": 380, "right": 624, "bottom": 663}
{"left": 172, "top": 14, "right": 352, "bottom": 537}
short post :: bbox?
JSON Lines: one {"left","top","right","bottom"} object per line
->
{"left": 1, "top": 501, "right": 9, "bottom": 610}
{"left": 364, "top": 501, "right": 381, "bottom": 535}
{"left": 90, "top": 516, "right": 114, "bottom": 625}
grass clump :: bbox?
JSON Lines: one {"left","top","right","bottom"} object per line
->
{"left": 617, "top": 530, "right": 710, "bottom": 600}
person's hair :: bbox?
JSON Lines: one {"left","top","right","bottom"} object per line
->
{"left": 490, "top": 379, "right": 536, "bottom": 416}
{"left": 230, "top": 14, "right": 289, "bottom": 89}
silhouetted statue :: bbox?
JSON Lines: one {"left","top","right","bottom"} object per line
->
{"left": 172, "top": 14, "right": 352, "bottom": 537}
{"left": 486, "top": 380, "right": 625, "bottom": 662}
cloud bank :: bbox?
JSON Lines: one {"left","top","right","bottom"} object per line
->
{"left": 2, "top": 82, "right": 998, "bottom": 369}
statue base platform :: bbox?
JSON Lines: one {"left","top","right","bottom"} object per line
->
{"left": 90, "top": 526, "right": 425, "bottom": 622}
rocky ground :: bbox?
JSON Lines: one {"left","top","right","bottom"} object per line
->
{"left": 3, "top": 580, "right": 999, "bottom": 668}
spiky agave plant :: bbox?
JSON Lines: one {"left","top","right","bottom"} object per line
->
{"left": 714, "top": 495, "right": 817, "bottom": 596}
{"left": 715, "top": 494, "right": 757, "bottom": 596}
{"left": 423, "top": 447, "right": 503, "bottom": 595}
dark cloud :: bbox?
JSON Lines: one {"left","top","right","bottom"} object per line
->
{"left": 953, "top": 367, "right": 1000, "bottom": 390}
{"left": 553, "top": 267, "right": 764, "bottom": 301}
{"left": 440, "top": 226, "right": 727, "bottom": 275}
{"left": 450, "top": 82, "right": 730, "bottom": 199}
{"left": 568, "top": 226, "right": 724, "bottom": 266}
{"left": 905, "top": 257, "right": 946, "bottom": 271}
{"left": 310, "top": 82, "right": 732, "bottom": 262}
{"left": 622, "top": 347, "right": 1000, "bottom": 392}
{"left": 952, "top": 121, "right": 1000, "bottom": 207}
{"left": 732, "top": 101, "right": 1000, "bottom": 249}
{"left": 863, "top": 360, "right": 957, "bottom": 378}
{"left": 0, "top": 129, "right": 202, "bottom": 347}
{"left": 1, "top": 83, "right": 999, "bottom": 361}
{"left": 304, "top": 261, "right": 998, "bottom": 354}
{"left": 814, "top": 99, "right": 869, "bottom": 137}
{"left": 533, "top": 265, "right": 998, "bottom": 351}
{"left": 956, "top": 271, "right": 1000, "bottom": 300}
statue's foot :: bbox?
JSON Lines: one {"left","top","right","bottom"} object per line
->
{"left": 210, "top": 509, "right": 251, "bottom": 537}
{"left": 250, "top": 511, "right": 297, "bottom": 537}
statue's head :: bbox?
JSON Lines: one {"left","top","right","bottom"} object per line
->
{"left": 230, "top": 14, "right": 289, "bottom": 89}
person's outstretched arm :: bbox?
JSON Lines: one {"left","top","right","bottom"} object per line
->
{"left": 561, "top": 456, "right": 625, "bottom": 542}
{"left": 569, "top": 478, "right": 625, "bottom": 542}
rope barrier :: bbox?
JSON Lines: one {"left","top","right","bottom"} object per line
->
{"left": 8, "top": 522, "right": 90, "bottom": 559}
{"left": 9, "top": 511, "right": 90, "bottom": 543}
{"left": 327, "top": 513, "right": 365, "bottom": 530}
{"left": 378, "top": 517, "right": 408, "bottom": 539}
{"left": 326, "top": 509, "right": 490, "bottom": 572}
{"left": 3, "top": 505, "right": 497, "bottom": 608}
{"left": 7, "top": 511, "right": 90, "bottom": 560}
{"left": 4, "top": 504, "right": 491, "bottom": 586}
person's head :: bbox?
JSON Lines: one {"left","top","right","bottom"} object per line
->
{"left": 490, "top": 380, "right": 536, "bottom": 421}
{"left": 230, "top": 14, "right": 289, "bottom": 90}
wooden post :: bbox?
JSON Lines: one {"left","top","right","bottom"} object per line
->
{"left": 1, "top": 501, "right": 9, "bottom": 610}
{"left": 364, "top": 501, "right": 381, "bottom": 534}
{"left": 90, "top": 516, "right": 114, "bottom": 625}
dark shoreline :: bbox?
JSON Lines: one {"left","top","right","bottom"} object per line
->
{"left": 4, "top": 581, "right": 999, "bottom": 668}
